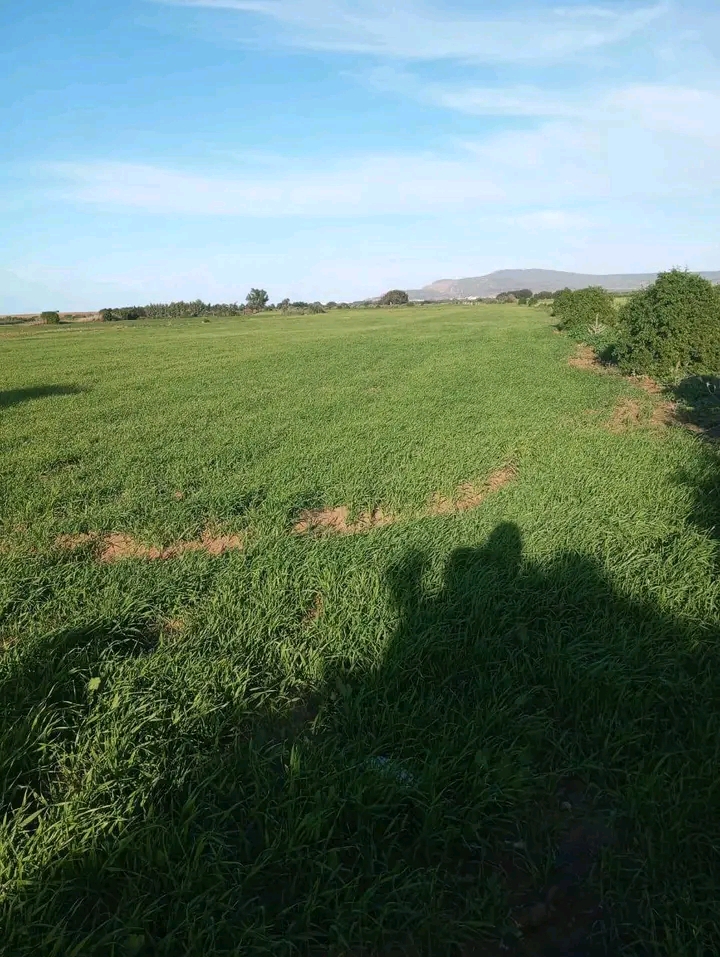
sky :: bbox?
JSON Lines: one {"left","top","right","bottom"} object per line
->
{"left": 1, "top": 0, "right": 720, "bottom": 311}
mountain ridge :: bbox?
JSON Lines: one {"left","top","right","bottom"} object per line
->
{"left": 406, "top": 268, "right": 720, "bottom": 300}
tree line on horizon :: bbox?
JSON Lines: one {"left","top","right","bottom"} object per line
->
{"left": 98, "top": 288, "right": 412, "bottom": 321}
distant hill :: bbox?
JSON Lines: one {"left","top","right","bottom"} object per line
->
{"left": 406, "top": 268, "right": 720, "bottom": 301}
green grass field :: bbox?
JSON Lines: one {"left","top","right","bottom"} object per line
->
{"left": 2, "top": 305, "right": 719, "bottom": 955}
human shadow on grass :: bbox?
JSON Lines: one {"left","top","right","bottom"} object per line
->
{"left": 671, "top": 375, "right": 720, "bottom": 440}
{"left": 0, "top": 384, "right": 85, "bottom": 409}
{"left": 2, "top": 527, "right": 719, "bottom": 956}
{"left": 0, "top": 620, "right": 158, "bottom": 819}
{"left": 668, "top": 376, "right": 720, "bottom": 550}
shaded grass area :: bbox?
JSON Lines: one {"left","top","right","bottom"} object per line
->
{"left": 1, "top": 305, "right": 720, "bottom": 955}
{"left": 0, "top": 384, "right": 85, "bottom": 409}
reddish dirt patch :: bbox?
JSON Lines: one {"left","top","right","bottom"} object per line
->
{"left": 633, "top": 375, "right": 662, "bottom": 396}
{"left": 294, "top": 467, "right": 517, "bottom": 536}
{"left": 605, "top": 398, "right": 644, "bottom": 432}
{"left": 567, "top": 344, "right": 605, "bottom": 372}
{"left": 193, "top": 531, "right": 244, "bottom": 557}
{"left": 632, "top": 377, "right": 678, "bottom": 426}
{"left": 605, "top": 396, "right": 677, "bottom": 433}
{"left": 568, "top": 347, "right": 680, "bottom": 434}
{"left": 650, "top": 400, "right": 677, "bottom": 427}
{"left": 302, "top": 593, "right": 324, "bottom": 625}
{"left": 428, "top": 465, "right": 517, "bottom": 516}
{"left": 293, "top": 506, "right": 395, "bottom": 536}
{"left": 56, "top": 533, "right": 96, "bottom": 550}
{"left": 98, "top": 534, "right": 164, "bottom": 562}
{"left": 57, "top": 529, "right": 243, "bottom": 562}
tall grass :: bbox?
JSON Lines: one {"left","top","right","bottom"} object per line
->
{"left": 1, "top": 305, "right": 719, "bottom": 954}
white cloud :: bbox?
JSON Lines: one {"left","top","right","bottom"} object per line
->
{"left": 368, "top": 66, "right": 720, "bottom": 134}
{"left": 604, "top": 84, "right": 720, "bottom": 138}
{"left": 44, "top": 78, "right": 720, "bottom": 221}
{"left": 506, "top": 210, "right": 591, "bottom": 230}
{"left": 155, "top": 0, "right": 668, "bottom": 62}
{"left": 48, "top": 155, "right": 502, "bottom": 216}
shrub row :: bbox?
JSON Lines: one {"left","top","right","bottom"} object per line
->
{"left": 615, "top": 270, "right": 720, "bottom": 376}
{"left": 556, "top": 271, "right": 720, "bottom": 377}
{"left": 552, "top": 287, "right": 617, "bottom": 332}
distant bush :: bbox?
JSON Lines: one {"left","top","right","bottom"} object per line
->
{"left": 40, "top": 311, "right": 60, "bottom": 324}
{"left": 528, "top": 291, "right": 554, "bottom": 305}
{"left": 379, "top": 289, "right": 409, "bottom": 306}
{"left": 100, "top": 301, "right": 246, "bottom": 321}
{"left": 615, "top": 270, "right": 720, "bottom": 376}
{"left": 100, "top": 306, "right": 147, "bottom": 321}
{"left": 552, "top": 286, "right": 616, "bottom": 331}
{"left": 246, "top": 288, "right": 269, "bottom": 313}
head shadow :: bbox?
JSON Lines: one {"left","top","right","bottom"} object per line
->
{"left": 0, "top": 385, "right": 85, "bottom": 410}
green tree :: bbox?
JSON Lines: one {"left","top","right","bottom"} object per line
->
{"left": 615, "top": 270, "right": 720, "bottom": 376}
{"left": 508, "top": 288, "right": 533, "bottom": 303}
{"left": 40, "top": 311, "right": 60, "bottom": 324}
{"left": 379, "top": 289, "right": 409, "bottom": 306}
{"left": 528, "top": 291, "right": 554, "bottom": 305}
{"left": 246, "top": 288, "right": 269, "bottom": 313}
{"left": 552, "top": 286, "right": 616, "bottom": 331}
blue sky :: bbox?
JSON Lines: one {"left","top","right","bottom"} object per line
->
{"left": 2, "top": 0, "right": 719, "bottom": 310}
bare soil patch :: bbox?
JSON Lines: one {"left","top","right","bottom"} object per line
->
{"left": 605, "top": 396, "right": 677, "bottom": 433}
{"left": 57, "top": 529, "right": 243, "bottom": 562}
{"left": 294, "top": 467, "right": 517, "bottom": 537}
{"left": 163, "top": 618, "right": 185, "bottom": 634}
{"left": 428, "top": 465, "right": 517, "bottom": 516}
{"left": 568, "top": 344, "right": 605, "bottom": 373}
{"left": 605, "top": 398, "right": 644, "bottom": 433}
{"left": 633, "top": 375, "right": 662, "bottom": 396}
{"left": 302, "top": 593, "right": 324, "bottom": 625}
{"left": 570, "top": 345, "right": 680, "bottom": 433}
{"left": 293, "top": 506, "right": 395, "bottom": 536}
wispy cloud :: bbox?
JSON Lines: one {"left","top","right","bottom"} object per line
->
{"left": 505, "top": 210, "right": 591, "bottom": 231}
{"left": 47, "top": 155, "right": 502, "bottom": 217}
{"left": 366, "top": 65, "right": 720, "bottom": 132}
{"left": 154, "top": 0, "right": 669, "bottom": 62}
{"left": 44, "top": 77, "right": 720, "bottom": 220}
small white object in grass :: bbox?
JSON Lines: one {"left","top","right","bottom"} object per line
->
{"left": 366, "top": 756, "right": 416, "bottom": 787}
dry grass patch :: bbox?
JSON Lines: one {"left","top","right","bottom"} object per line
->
{"left": 604, "top": 395, "right": 678, "bottom": 434}
{"left": 293, "top": 507, "right": 395, "bottom": 537}
{"left": 569, "top": 345, "right": 679, "bottom": 433}
{"left": 427, "top": 465, "right": 518, "bottom": 516}
{"left": 568, "top": 344, "right": 605, "bottom": 373}
{"left": 605, "top": 399, "right": 645, "bottom": 433}
{"left": 57, "top": 529, "right": 243, "bottom": 562}
{"left": 302, "top": 593, "right": 324, "bottom": 625}
{"left": 294, "top": 466, "right": 518, "bottom": 536}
